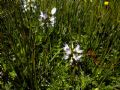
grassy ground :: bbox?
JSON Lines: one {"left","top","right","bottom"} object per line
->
{"left": 0, "top": 0, "right": 120, "bottom": 90}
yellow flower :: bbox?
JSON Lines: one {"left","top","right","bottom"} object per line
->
{"left": 104, "top": 1, "right": 109, "bottom": 6}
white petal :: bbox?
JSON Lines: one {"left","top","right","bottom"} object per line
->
{"left": 23, "top": 4, "right": 27, "bottom": 8}
{"left": 76, "top": 55, "right": 82, "bottom": 60}
{"left": 40, "top": 11, "right": 43, "bottom": 15}
{"left": 64, "top": 55, "right": 69, "bottom": 60}
{"left": 50, "top": 16, "right": 55, "bottom": 22}
{"left": 73, "top": 54, "right": 82, "bottom": 61}
{"left": 51, "top": 7, "right": 56, "bottom": 15}
{"left": 73, "top": 44, "right": 83, "bottom": 53}
{"left": 40, "top": 12, "right": 44, "bottom": 17}
{"left": 63, "top": 44, "right": 69, "bottom": 51}
{"left": 65, "top": 50, "right": 71, "bottom": 55}
{"left": 34, "top": 5, "right": 37, "bottom": 9}
{"left": 73, "top": 45, "right": 80, "bottom": 52}
{"left": 63, "top": 44, "right": 71, "bottom": 55}
{"left": 77, "top": 50, "right": 83, "bottom": 54}
{"left": 40, "top": 11, "right": 47, "bottom": 19}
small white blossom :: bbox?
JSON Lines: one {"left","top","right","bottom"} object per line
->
{"left": 63, "top": 43, "right": 83, "bottom": 64}
{"left": 22, "top": 0, "right": 37, "bottom": 12}
{"left": 39, "top": 7, "right": 57, "bottom": 27}
{"left": 51, "top": 7, "right": 57, "bottom": 15}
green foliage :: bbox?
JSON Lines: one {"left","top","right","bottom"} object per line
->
{"left": 0, "top": 0, "right": 120, "bottom": 89}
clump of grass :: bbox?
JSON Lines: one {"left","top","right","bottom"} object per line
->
{"left": 0, "top": 0, "right": 120, "bottom": 89}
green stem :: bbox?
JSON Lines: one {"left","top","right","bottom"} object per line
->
{"left": 32, "top": 42, "right": 37, "bottom": 89}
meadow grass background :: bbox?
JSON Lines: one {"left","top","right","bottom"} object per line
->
{"left": 0, "top": 0, "right": 120, "bottom": 90}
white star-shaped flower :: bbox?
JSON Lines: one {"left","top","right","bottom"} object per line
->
{"left": 63, "top": 43, "right": 83, "bottom": 64}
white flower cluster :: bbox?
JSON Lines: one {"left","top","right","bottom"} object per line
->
{"left": 39, "top": 7, "right": 57, "bottom": 27}
{"left": 21, "top": 0, "right": 37, "bottom": 12}
{"left": 63, "top": 44, "right": 83, "bottom": 64}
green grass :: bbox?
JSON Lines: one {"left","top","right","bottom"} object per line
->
{"left": 0, "top": 0, "right": 120, "bottom": 90}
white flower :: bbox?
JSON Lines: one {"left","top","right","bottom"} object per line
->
{"left": 22, "top": 0, "right": 37, "bottom": 12}
{"left": 73, "top": 45, "right": 83, "bottom": 54}
{"left": 51, "top": 7, "right": 57, "bottom": 15}
{"left": 39, "top": 7, "right": 57, "bottom": 27}
{"left": 63, "top": 44, "right": 71, "bottom": 55}
{"left": 73, "top": 54, "right": 82, "bottom": 61}
{"left": 40, "top": 11, "right": 47, "bottom": 20}
{"left": 63, "top": 43, "right": 83, "bottom": 64}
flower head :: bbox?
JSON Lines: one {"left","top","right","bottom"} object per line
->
{"left": 63, "top": 43, "right": 83, "bottom": 64}
{"left": 39, "top": 7, "right": 57, "bottom": 27}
